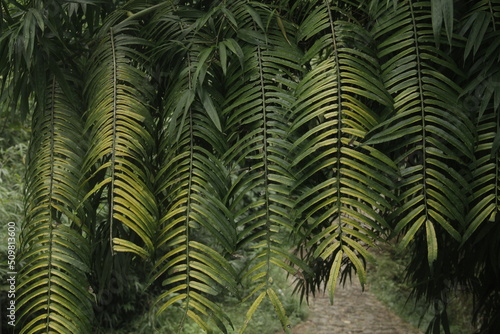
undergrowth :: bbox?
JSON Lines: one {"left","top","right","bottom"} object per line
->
{"left": 104, "top": 266, "right": 307, "bottom": 334}
{"left": 368, "top": 242, "right": 476, "bottom": 334}
{"left": 0, "top": 116, "right": 29, "bottom": 334}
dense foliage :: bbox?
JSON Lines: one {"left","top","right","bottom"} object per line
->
{"left": 1, "top": 0, "right": 499, "bottom": 333}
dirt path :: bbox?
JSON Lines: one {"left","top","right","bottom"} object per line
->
{"left": 278, "top": 280, "right": 422, "bottom": 334}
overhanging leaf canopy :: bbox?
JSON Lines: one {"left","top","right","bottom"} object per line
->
{"left": 1, "top": 0, "right": 499, "bottom": 333}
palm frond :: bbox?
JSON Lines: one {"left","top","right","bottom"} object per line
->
{"left": 219, "top": 3, "right": 306, "bottom": 332}
{"left": 465, "top": 111, "right": 500, "bottom": 240}
{"left": 369, "top": 0, "right": 474, "bottom": 267}
{"left": 290, "top": 0, "right": 396, "bottom": 302}
{"left": 17, "top": 76, "right": 93, "bottom": 334}
{"left": 83, "top": 19, "right": 157, "bottom": 261}
{"left": 459, "top": 0, "right": 500, "bottom": 253}
{"left": 148, "top": 6, "right": 237, "bottom": 332}
{"left": 8, "top": 1, "right": 500, "bottom": 333}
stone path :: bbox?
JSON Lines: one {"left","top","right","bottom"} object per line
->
{"left": 278, "top": 280, "right": 422, "bottom": 334}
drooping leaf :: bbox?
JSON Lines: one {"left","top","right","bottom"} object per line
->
{"left": 17, "top": 76, "right": 93, "bottom": 334}
{"left": 370, "top": 0, "right": 472, "bottom": 266}
{"left": 291, "top": 0, "right": 396, "bottom": 301}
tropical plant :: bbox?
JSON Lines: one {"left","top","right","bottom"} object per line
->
{"left": 0, "top": 111, "right": 29, "bottom": 334}
{"left": 1, "top": 0, "right": 499, "bottom": 333}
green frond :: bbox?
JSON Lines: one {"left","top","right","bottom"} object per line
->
{"left": 83, "top": 21, "right": 158, "bottom": 260}
{"left": 150, "top": 16, "right": 239, "bottom": 329}
{"left": 370, "top": 0, "right": 473, "bottom": 266}
{"left": 7, "top": 1, "right": 500, "bottom": 333}
{"left": 217, "top": 4, "right": 307, "bottom": 331}
{"left": 17, "top": 76, "right": 92, "bottom": 333}
{"left": 464, "top": 110, "right": 500, "bottom": 241}
{"left": 459, "top": 0, "right": 500, "bottom": 118}
{"left": 291, "top": 0, "right": 396, "bottom": 301}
